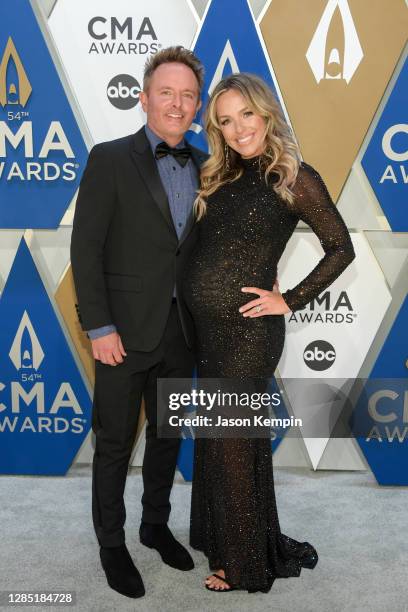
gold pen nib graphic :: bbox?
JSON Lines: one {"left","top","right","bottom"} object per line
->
{"left": 0, "top": 36, "right": 32, "bottom": 107}
{"left": 306, "top": 0, "right": 364, "bottom": 85}
{"left": 324, "top": 7, "right": 345, "bottom": 79}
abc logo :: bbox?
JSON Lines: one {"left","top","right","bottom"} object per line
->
{"left": 303, "top": 340, "right": 336, "bottom": 371}
{"left": 107, "top": 74, "right": 141, "bottom": 110}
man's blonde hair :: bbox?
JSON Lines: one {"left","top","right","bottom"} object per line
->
{"left": 143, "top": 46, "right": 204, "bottom": 94}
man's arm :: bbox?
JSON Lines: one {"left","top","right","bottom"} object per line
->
{"left": 71, "top": 145, "right": 128, "bottom": 366}
{"left": 70, "top": 143, "right": 115, "bottom": 331}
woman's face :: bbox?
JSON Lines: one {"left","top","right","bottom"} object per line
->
{"left": 215, "top": 89, "right": 266, "bottom": 159}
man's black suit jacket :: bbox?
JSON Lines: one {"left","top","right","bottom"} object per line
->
{"left": 70, "top": 126, "right": 207, "bottom": 352}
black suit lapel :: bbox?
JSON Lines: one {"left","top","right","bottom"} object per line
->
{"left": 130, "top": 128, "right": 177, "bottom": 237}
{"left": 178, "top": 209, "right": 195, "bottom": 246}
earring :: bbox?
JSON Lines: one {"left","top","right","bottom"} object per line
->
{"left": 224, "top": 142, "right": 230, "bottom": 171}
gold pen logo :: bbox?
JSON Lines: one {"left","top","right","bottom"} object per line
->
{"left": 9, "top": 311, "right": 44, "bottom": 371}
{"left": 306, "top": 0, "right": 363, "bottom": 84}
{"left": 0, "top": 37, "right": 32, "bottom": 107}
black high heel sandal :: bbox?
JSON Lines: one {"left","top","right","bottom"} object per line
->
{"left": 205, "top": 573, "right": 241, "bottom": 592}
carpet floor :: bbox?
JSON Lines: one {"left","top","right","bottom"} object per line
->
{"left": 1, "top": 465, "right": 407, "bottom": 612}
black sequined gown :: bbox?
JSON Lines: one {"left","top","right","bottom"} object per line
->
{"left": 183, "top": 157, "right": 355, "bottom": 593}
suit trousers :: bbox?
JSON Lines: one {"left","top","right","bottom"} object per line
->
{"left": 91, "top": 303, "right": 195, "bottom": 548}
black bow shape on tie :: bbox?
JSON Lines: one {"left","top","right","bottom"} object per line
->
{"left": 155, "top": 141, "right": 191, "bottom": 167}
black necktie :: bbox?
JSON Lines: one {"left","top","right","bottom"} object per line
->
{"left": 155, "top": 141, "right": 191, "bottom": 167}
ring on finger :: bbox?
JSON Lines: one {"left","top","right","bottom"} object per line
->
{"left": 255, "top": 305, "right": 262, "bottom": 313}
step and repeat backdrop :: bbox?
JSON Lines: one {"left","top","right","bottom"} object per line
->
{"left": 0, "top": 0, "right": 407, "bottom": 484}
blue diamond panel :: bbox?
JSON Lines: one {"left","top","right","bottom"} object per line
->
{"left": 0, "top": 0, "right": 88, "bottom": 228}
{"left": 0, "top": 239, "right": 92, "bottom": 474}
{"left": 186, "top": 0, "right": 279, "bottom": 151}
{"left": 351, "top": 295, "right": 408, "bottom": 485}
{"left": 362, "top": 56, "right": 408, "bottom": 231}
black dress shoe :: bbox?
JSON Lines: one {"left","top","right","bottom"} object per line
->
{"left": 139, "top": 522, "right": 194, "bottom": 571}
{"left": 99, "top": 544, "right": 145, "bottom": 598}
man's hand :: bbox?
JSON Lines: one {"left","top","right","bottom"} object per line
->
{"left": 91, "top": 332, "right": 127, "bottom": 366}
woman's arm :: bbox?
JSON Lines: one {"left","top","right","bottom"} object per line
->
{"left": 281, "top": 162, "right": 355, "bottom": 312}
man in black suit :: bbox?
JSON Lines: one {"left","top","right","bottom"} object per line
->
{"left": 70, "top": 46, "right": 206, "bottom": 599}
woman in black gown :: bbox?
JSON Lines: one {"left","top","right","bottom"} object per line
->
{"left": 183, "top": 73, "right": 355, "bottom": 593}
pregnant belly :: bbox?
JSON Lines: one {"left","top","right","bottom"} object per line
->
{"left": 183, "top": 251, "right": 276, "bottom": 321}
{"left": 183, "top": 248, "right": 285, "bottom": 377}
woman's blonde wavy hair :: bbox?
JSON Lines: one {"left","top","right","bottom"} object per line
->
{"left": 195, "top": 73, "right": 301, "bottom": 219}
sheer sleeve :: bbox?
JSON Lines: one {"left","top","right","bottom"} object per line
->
{"left": 281, "top": 162, "right": 355, "bottom": 312}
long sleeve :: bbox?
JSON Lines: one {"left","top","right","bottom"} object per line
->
{"left": 281, "top": 162, "right": 355, "bottom": 312}
{"left": 87, "top": 324, "right": 117, "bottom": 340}
{"left": 70, "top": 143, "right": 116, "bottom": 331}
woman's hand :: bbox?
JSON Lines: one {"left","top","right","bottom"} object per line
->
{"left": 239, "top": 281, "right": 291, "bottom": 317}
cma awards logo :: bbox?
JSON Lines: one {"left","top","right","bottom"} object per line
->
{"left": 9, "top": 311, "right": 44, "bottom": 370}
{"left": 0, "top": 38, "right": 31, "bottom": 107}
{"left": 362, "top": 387, "right": 408, "bottom": 444}
{"left": 306, "top": 0, "right": 363, "bottom": 84}
{"left": 0, "top": 311, "right": 85, "bottom": 436}
{"left": 88, "top": 16, "right": 161, "bottom": 55}
{"left": 378, "top": 124, "right": 408, "bottom": 185}
{"left": 288, "top": 290, "right": 357, "bottom": 324}
{"left": 0, "top": 37, "right": 78, "bottom": 183}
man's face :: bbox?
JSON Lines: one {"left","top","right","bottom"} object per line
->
{"left": 140, "top": 62, "right": 201, "bottom": 146}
